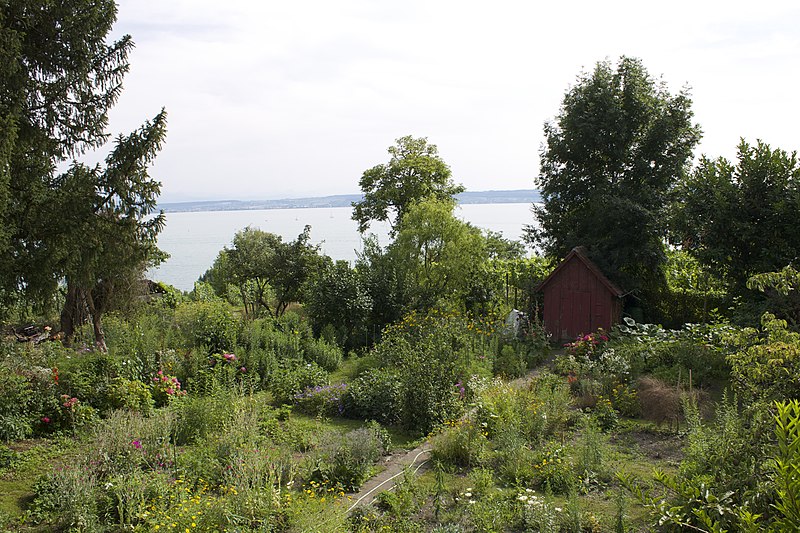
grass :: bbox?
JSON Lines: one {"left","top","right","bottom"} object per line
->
{"left": 0, "top": 437, "right": 78, "bottom": 522}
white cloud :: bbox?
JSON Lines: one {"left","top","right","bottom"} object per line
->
{"left": 108, "top": 0, "right": 800, "bottom": 202}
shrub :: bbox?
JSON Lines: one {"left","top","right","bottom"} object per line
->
{"left": 149, "top": 370, "right": 187, "bottom": 407}
{"left": 0, "top": 372, "right": 35, "bottom": 440}
{"left": 609, "top": 382, "right": 640, "bottom": 418}
{"left": 294, "top": 383, "right": 348, "bottom": 417}
{"left": 530, "top": 441, "right": 576, "bottom": 494}
{"left": 309, "top": 424, "right": 388, "bottom": 491}
{"left": 270, "top": 361, "right": 329, "bottom": 406}
{"left": 343, "top": 368, "right": 403, "bottom": 425}
{"left": 430, "top": 419, "right": 489, "bottom": 469}
{"left": 301, "top": 336, "right": 343, "bottom": 372}
{"left": 174, "top": 300, "right": 238, "bottom": 353}
{"left": 494, "top": 344, "right": 527, "bottom": 378}
{"left": 106, "top": 377, "right": 154, "bottom": 414}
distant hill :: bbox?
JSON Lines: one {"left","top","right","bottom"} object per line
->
{"left": 158, "top": 189, "right": 540, "bottom": 213}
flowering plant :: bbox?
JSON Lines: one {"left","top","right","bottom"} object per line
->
{"left": 294, "top": 383, "right": 347, "bottom": 417}
{"left": 564, "top": 329, "right": 609, "bottom": 360}
{"left": 151, "top": 370, "right": 186, "bottom": 406}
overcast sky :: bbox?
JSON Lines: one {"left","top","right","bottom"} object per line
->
{"left": 106, "top": 0, "right": 800, "bottom": 203}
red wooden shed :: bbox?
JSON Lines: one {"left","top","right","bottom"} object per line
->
{"left": 536, "top": 247, "right": 624, "bottom": 342}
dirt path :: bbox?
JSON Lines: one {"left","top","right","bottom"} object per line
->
{"left": 346, "top": 364, "right": 551, "bottom": 513}
{"left": 346, "top": 443, "right": 432, "bottom": 511}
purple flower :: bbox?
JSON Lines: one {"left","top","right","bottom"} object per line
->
{"left": 132, "top": 440, "right": 142, "bottom": 449}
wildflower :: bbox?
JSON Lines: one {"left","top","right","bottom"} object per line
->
{"left": 132, "top": 440, "right": 143, "bottom": 449}
{"left": 41, "top": 416, "right": 50, "bottom": 424}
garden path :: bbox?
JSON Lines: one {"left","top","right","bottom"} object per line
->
{"left": 345, "top": 443, "right": 432, "bottom": 511}
{"left": 345, "top": 363, "right": 550, "bottom": 513}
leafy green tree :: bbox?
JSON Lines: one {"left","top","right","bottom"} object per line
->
{"left": 305, "top": 260, "right": 372, "bottom": 349}
{"left": 356, "top": 235, "right": 407, "bottom": 340}
{"left": 0, "top": 1, "right": 166, "bottom": 346}
{"left": 527, "top": 57, "right": 700, "bottom": 310}
{"left": 57, "top": 112, "right": 168, "bottom": 350}
{"left": 352, "top": 135, "right": 464, "bottom": 234}
{"left": 206, "top": 226, "right": 323, "bottom": 319}
{"left": 270, "top": 225, "right": 324, "bottom": 317}
{"left": 389, "top": 198, "right": 487, "bottom": 311}
{"left": 671, "top": 140, "right": 800, "bottom": 302}
{"left": 225, "top": 227, "right": 280, "bottom": 318}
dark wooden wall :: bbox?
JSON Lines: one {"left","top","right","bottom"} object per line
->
{"left": 542, "top": 256, "right": 621, "bottom": 342}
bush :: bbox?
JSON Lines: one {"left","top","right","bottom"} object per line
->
{"left": 430, "top": 419, "right": 489, "bottom": 469}
{"left": 174, "top": 300, "right": 238, "bottom": 354}
{"left": 294, "top": 383, "right": 347, "bottom": 417}
{"left": 343, "top": 368, "right": 403, "bottom": 425}
{"left": 301, "top": 336, "right": 343, "bottom": 372}
{"left": 309, "top": 424, "right": 388, "bottom": 491}
{"left": 494, "top": 344, "right": 526, "bottom": 378}
{"left": 270, "top": 361, "right": 329, "bottom": 406}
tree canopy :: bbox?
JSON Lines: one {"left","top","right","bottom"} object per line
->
{"left": 527, "top": 57, "right": 700, "bottom": 308}
{"left": 0, "top": 0, "right": 167, "bottom": 347}
{"left": 671, "top": 139, "right": 800, "bottom": 298}
{"left": 203, "top": 226, "right": 324, "bottom": 318}
{"left": 352, "top": 135, "right": 464, "bottom": 234}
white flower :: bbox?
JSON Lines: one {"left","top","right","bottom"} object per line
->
{"left": 469, "top": 500, "right": 476, "bottom": 504}
{"left": 464, "top": 492, "right": 472, "bottom": 497}
{"left": 555, "top": 507, "right": 563, "bottom": 512}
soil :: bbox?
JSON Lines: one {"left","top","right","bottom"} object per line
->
{"left": 612, "top": 429, "right": 684, "bottom": 463}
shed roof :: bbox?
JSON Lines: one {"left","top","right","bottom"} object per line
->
{"left": 536, "top": 247, "right": 625, "bottom": 297}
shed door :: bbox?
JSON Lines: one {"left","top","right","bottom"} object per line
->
{"left": 560, "top": 290, "right": 592, "bottom": 339}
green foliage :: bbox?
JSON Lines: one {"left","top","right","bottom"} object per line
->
{"left": 494, "top": 344, "right": 527, "bottom": 378}
{"left": 174, "top": 299, "right": 238, "bottom": 354}
{"left": 772, "top": 400, "right": 800, "bottom": 531}
{"left": 431, "top": 420, "right": 490, "bottom": 469}
{"left": 660, "top": 250, "right": 727, "bottom": 327}
{"left": 301, "top": 335, "right": 343, "bottom": 372}
{"left": 0, "top": 0, "right": 155, "bottom": 324}
{"left": 389, "top": 197, "right": 488, "bottom": 311}
{"left": 270, "top": 360, "right": 329, "bottom": 406}
{"left": 309, "top": 424, "right": 388, "bottom": 491}
{"left": 203, "top": 225, "right": 324, "bottom": 318}
{"left": 728, "top": 313, "right": 800, "bottom": 405}
{"left": 352, "top": 135, "right": 464, "bottom": 233}
{"left": 475, "top": 375, "right": 572, "bottom": 445}
{"left": 748, "top": 265, "right": 800, "bottom": 330}
{"left": 671, "top": 139, "right": 800, "bottom": 305}
{"left": 305, "top": 260, "right": 372, "bottom": 350}
{"left": 372, "top": 309, "right": 493, "bottom": 432}
{"left": 343, "top": 368, "right": 403, "bottom": 425}
{"left": 529, "top": 56, "right": 700, "bottom": 313}
{"left": 293, "top": 383, "right": 347, "bottom": 417}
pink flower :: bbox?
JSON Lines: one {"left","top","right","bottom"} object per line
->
{"left": 166, "top": 388, "right": 174, "bottom": 395}
{"left": 132, "top": 440, "right": 142, "bottom": 449}
{"left": 240, "top": 366, "right": 247, "bottom": 373}
{"left": 41, "top": 417, "right": 50, "bottom": 424}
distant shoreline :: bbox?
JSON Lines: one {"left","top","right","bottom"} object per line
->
{"left": 158, "top": 189, "right": 540, "bottom": 213}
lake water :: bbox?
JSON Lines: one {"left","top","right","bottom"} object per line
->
{"left": 150, "top": 203, "right": 535, "bottom": 291}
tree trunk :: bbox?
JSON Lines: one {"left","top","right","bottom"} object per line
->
{"left": 60, "top": 282, "right": 86, "bottom": 347}
{"left": 84, "top": 288, "right": 108, "bottom": 352}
